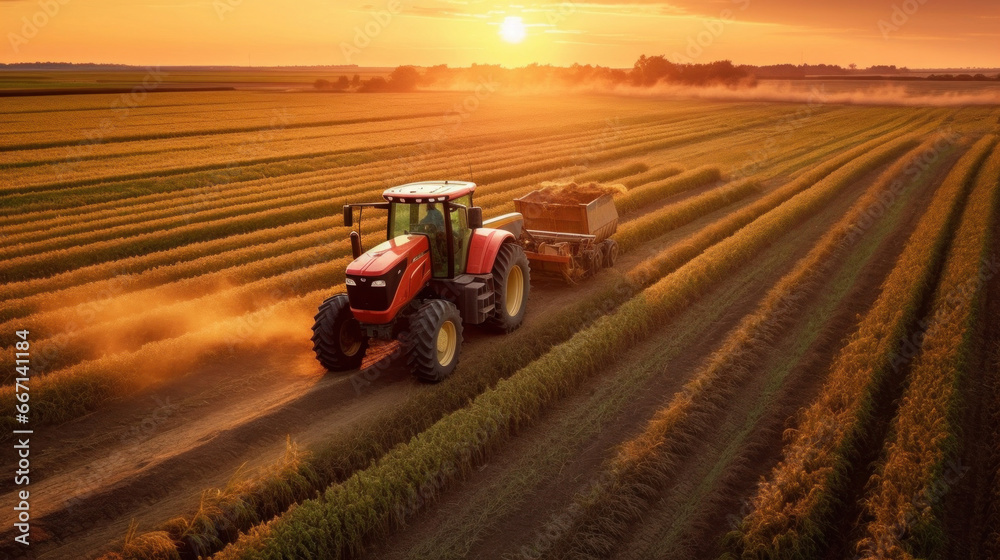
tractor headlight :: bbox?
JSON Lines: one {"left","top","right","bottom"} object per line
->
{"left": 345, "top": 278, "right": 357, "bottom": 286}
{"left": 371, "top": 280, "right": 387, "bottom": 288}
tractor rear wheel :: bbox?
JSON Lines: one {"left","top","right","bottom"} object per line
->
{"left": 406, "top": 299, "right": 463, "bottom": 383}
{"left": 487, "top": 242, "right": 531, "bottom": 333}
{"left": 312, "top": 294, "right": 368, "bottom": 371}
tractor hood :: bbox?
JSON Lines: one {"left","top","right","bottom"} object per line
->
{"left": 346, "top": 234, "right": 429, "bottom": 277}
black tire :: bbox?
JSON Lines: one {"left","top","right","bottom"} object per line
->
{"left": 602, "top": 239, "right": 619, "bottom": 268}
{"left": 584, "top": 248, "right": 603, "bottom": 277}
{"left": 406, "top": 300, "right": 463, "bottom": 383}
{"left": 311, "top": 294, "right": 368, "bottom": 371}
{"left": 487, "top": 242, "right": 531, "bottom": 333}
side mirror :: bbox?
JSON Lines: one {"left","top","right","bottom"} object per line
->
{"left": 343, "top": 205, "right": 353, "bottom": 228}
{"left": 469, "top": 206, "right": 484, "bottom": 229}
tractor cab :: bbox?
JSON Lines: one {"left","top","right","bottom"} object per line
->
{"left": 382, "top": 181, "right": 481, "bottom": 278}
{"left": 342, "top": 181, "right": 485, "bottom": 280}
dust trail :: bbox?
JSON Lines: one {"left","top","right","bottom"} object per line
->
{"left": 429, "top": 80, "right": 1000, "bottom": 107}
{"left": 621, "top": 81, "right": 1000, "bottom": 107}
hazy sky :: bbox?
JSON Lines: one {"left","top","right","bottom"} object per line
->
{"left": 2, "top": 0, "right": 998, "bottom": 68}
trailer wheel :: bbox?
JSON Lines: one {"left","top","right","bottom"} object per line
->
{"left": 488, "top": 242, "right": 531, "bottom": 333}
{"left": 312, "top": 294, "right": 368, "bottom": 371}
{"left": 583, "top": 248, "right": 603, "bottom": 277}
{"left": 406, "top": 299, "right": 463, "bottom": 383}
{"left": 601, "top": 239, "right": 619, "bottom": 268}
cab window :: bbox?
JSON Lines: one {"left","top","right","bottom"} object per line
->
{"left": 450, "top": 195, "right": 472, "bottom": 276}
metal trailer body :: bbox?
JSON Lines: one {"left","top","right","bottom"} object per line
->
{"left": 513, "top": 191, "right": 620, "bottom": 282}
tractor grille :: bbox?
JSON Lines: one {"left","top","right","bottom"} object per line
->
{"left": 346, "top": 260, "right": 407, "bottom": 311}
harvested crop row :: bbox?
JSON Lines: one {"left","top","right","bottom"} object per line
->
{"left": 101, "top": 123, "right": 922, "bottom": 560}
{"left": 857, "top": 143, "right": 1000, "bottom": 559}
{"left": 614, "top": 166, "right": 722, "bottom": 215}
{"left": 0, "top": 107, "right": 739, "bottom": 213}
{"left": 0, "top": 112, "right": 697, "bottom": 241}
{"left": 0, "top": 110, "right": 606, "bottom": 226}
{"left": 0, "top": 160, "right": 652, "bottom": 342}
{"left": 0, "top": 165, "right": 719, "bottom": 382}
{"left": 0, "top": 160, "right": 647, "bottom": 325}
{"left": 4, "top": 106, "right": 797, "bottom": 214}
{"left": 730, "top": 134, "right": 997, "bottom": 560}
{"left": 0, "top": 155, "right": 624, "bottom": 284}
{"left": 0, "top": 122, "right": 662, "bottom": 254}
{"left": 205, "top": 133, "right": 923, "bottom": 560}
{"left": 544, "top": 135, "right": 954, "bottom": 559}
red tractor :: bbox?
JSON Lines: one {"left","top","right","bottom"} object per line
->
{"left": 312, "top": 181, "right": 530, "bottom": 382}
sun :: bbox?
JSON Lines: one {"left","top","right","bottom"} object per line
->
{"left": 499, "top": 16, "right": 527, "bottom": 44}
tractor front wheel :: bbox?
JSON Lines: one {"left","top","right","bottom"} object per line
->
{"left": 312, "top": 294, "right": 368, "bottom": 371}
{"left": 488, "top": 242, "right": 531, "bottom": 333}
{"left": 406, "top": 300, "right": 463, "bottom": 383}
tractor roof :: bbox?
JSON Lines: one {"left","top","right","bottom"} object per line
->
{"left": 382, "top": 180, "right": 476, "bottom": 203}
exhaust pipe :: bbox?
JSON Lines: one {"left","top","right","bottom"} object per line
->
{"left": 350, "top": 231, "right": 363, "bottom": 259}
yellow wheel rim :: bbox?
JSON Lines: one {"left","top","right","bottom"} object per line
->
{"left": 339, "top": 320, "right": 362, "bottom": 356}
{"left": 436, "top": 320, "right": 457, "bottom": 366}
{"left": 506, "top": 265, "right": 524, "bottom": 317}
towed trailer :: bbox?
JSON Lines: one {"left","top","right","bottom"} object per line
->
{"left": 513, "top": 190, "right": 620, "bottom": 283}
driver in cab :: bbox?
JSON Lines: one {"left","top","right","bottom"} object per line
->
{"left": 419, "top": 203, "right": 444, "bottom": 232}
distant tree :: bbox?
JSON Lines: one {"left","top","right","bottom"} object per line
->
{"left": 351, "top": 74, "right": 361, "bottom": 87}
{"left": 849, "top": 63, "right": 857, "bottom": 71}
{"left": 314, "top": 78, "right": 331, "bottom": 90}
{"left": 358, "top": 76, "right": 388, "bottom": 92}
{"left": 335, "top": 76, "right": 350, "bottom": 89}
{"left": 630, "top": 55, "right": 678, "bottom": 86}
{"left": 420, "top": 64, "right": 450, "bottom": 87}
{"left": 387, "top": 65, "right": 420, "bottom": 91}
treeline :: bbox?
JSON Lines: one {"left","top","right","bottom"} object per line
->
{"left": 318, "top": 58, "right": 1000, "bottom": 93}
{"left": 334, "top": 55, "right": 755, "bottom": 93}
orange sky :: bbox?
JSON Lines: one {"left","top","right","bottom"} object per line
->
{"left": 2, "top": 0, "right": 998, "bottom": 68}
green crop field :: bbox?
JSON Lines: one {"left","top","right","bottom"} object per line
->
{"left": 0, "top": 86, "right": 998, "bottom": 560}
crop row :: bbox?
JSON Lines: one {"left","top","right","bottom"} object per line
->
{"left": 730, "top": 134, "right": 997, "bottom": 560}
{"left": 0, "top": 105, "right": 752, "bottom": 256}
{"left": 857, "top": 143, "right": 1000, "bottom": 558}
{"left": 540, "top": 136, "right": 948, "bottom": 558}
{"left": 0, "top": 166, "right": 722, "bottom": 381}
{"left": 203, "top": 122, "right": 924, "bottom": 560}
{"left": 1, "top": 105, "right": 748, "bottom": 212}
{"left": 0, "top": 159, "right": 637, "bottom": 317}
{"left": 0, "top": 119, "right": 674, "bottom": 253}
{"left": 1, "top": 103, "right": 804, "bottom": 230}
{"left": 0, "top": 111, "right": 711, "bottom": 240}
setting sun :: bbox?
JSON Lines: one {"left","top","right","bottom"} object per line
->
{"left": 499, "top": 16, "right": 527, "bottom": 44}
